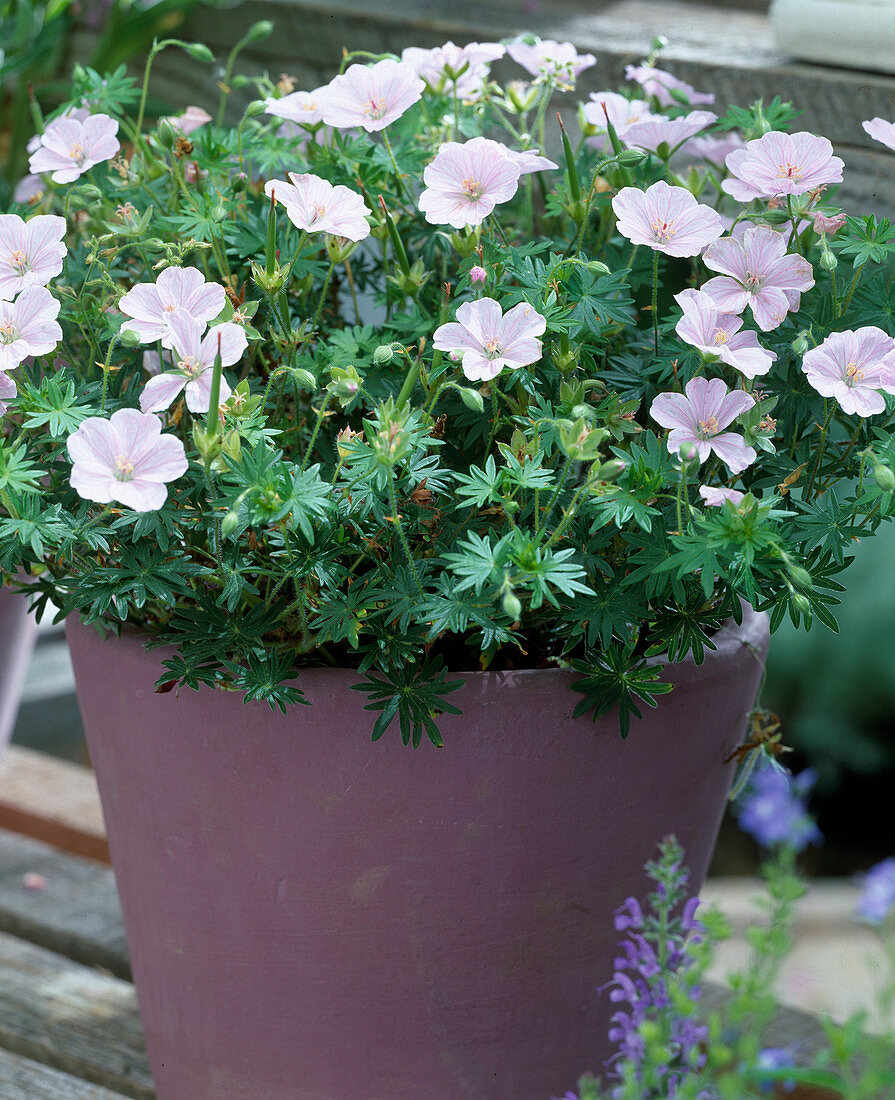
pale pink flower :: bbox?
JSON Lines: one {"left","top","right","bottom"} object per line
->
{"left": 813, "top": 212, "right": 846, "bottom": 235}
{"left": 0, "top": 286, "right": 62, "bottom": 372}
{"left": 699, "top": 485, "right": 745, "bottom": 507}
{"left": 862, "top": 117, "right": 895, "bottom": 152}
{"left": 506, "top": 148, "right": 559, "bottom": 174}
{"left": 802, "top": 328, "right": 895, "bottom": 417}
{"left": 28, "top": 113, "right": 119, "bottom": 184}
{"left": 469, "top": 265, "right": 487, "bottom": 283}
{"left": 432, "top": 298, "right": 546, "bottom": 381}
{"left": 582, "top": 92, "right": 657, "bottom": 148}
{"left": 67, "top": 407, "right": 188, "bottom": 511}
{"left": 316, "top": 59, "right": 424, "bottom": 133}
{"left": 162, "top": 106, "right": 212, "bottom": 136}
{"left": 119, "top": 268, "right": 226, "bottom": 348}
{"left": 263, "top": 173, "right": 371, "bottom": 241}
{"left": 26, "top": 107, "right": 90, "bottom": 156}
{"left": 722, "top": 131, "right": 844, "bottom": 203}
{"left": 611, "top": 180, "right": 724, "bottom": 257}
{"left": 625, "top": 65, "right": 715, "bottom": 107}
{"left": 0, "top": 370, "right": 17, "bottom": 415}
{"left": 140, "top": 313, "right": 246, "bottom": 414}
{"left": 650, "top": 376, "right": 756, "bottom": 473}
{"left": 507, "top": 38, "right": 596, "bottom": 89}
{"left": 13, "top": 174, "right": 45, "bottom": 204}
{"left": 622, "top": 110, "right": 717, "bottom": 155}
{"left": 264, "top": 88, "right": 328, "bottom": 127}
{"left": 680, "top": 132, "right": 746, "bottom": 168}
{"left": 419, "top": 137, "right": 525, "bottom": 228}
{"left": 702, "top": 226, "right": 815, "bottom": 332}
{"left": 675, "top": 289, "right": 776, "bottom": 379}
{"left": 401, "top": 41, "right": 504, "bottom": 98}
{"left": 0, "top": 214, "right": 67, "bottom": 300}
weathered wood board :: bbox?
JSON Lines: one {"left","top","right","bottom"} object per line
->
{"left": 0, "top": 1047, "right": 132, "bottom": 1099}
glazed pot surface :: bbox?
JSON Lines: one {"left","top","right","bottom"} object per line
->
{"left": 67, "top": 607, "right": 768, "bottom": 1100}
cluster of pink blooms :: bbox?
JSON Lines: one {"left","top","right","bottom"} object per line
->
{"left": 401, "top": 41, "right": 505, "bottom": 101}
{"left": 0, "top": 213, "right": 66, "bottom": 413}
{"left": 506, "top": 38, "right": 596, "bottom": 90}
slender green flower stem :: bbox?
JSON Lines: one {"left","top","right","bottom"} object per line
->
{"left": 536, "top": 454, "right": 573, "bottom": 537}
{"left": 544, "top": 478, "right": 592, "bottom": 548}
{"left": 806, "top": 401, "right": 836, "bottom": 498}
{"left": 840, "top": 260, "right": 868, "bottom": 316}
{"left": 785, "top": 196, "right": 804, "bottom": 257}
{"left": 388, "top": 467, "right": 425, "bottom": 598}
{"left": 652, "top": 250, "right": 660, "bottom": 356}
{"left": 300, "top": 393, "right": 334, "bottom": 472}
{"left": 309, "top": 260, "right": 337, "bottom": 337}
{"left": 381, "top": 131, "right": 407, "bottom": 203}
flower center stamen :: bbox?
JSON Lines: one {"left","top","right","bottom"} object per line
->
{"left": 177, "top": 356, "right": 203, "bottom": 380}
{"left": 696, "top": 415, "right": 720, "bottom": 439}
{"left": 777, "top": 161, "right": 802, "bottom": 181}
{"left": 650, "top": 219, "right": 676, "bottom": 241}
{"left": 745, "top": 271, "right": 762, "bottom": 291}
{"left": 0, "top": 320, "right": 18, "bottom": 344}
{"left": 845, "top": 360, "right": 865, "bottom": 384}
{"left": 113, "top": 455, "right": 135, "bottom": 481}
{"left": 363, "top": 96, "right": 387, "bottom": 120}
{"left": 483, "top": 337, "right": 501, "bottom": 360}
{"left": 69, "top": 142, "right": 85, "bottom": 164}
{"left": 308, "top": 201, "right": 326, "bottom": 223}
{"left": 461, "top": 177, "right": 484, "bottom": 202}
{"left": 9, "top": 249, "right": 28, "bottom": 272}
{"left": 712, "top": 328, "right": 730, "bottom": 346}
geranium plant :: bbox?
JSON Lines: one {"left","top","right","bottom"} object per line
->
{"left": 3, "top": 32, "right": 895, "bottom": 745}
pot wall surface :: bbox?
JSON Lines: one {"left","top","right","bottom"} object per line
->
{"left": 0, "top": 584, "right": 39, "bottom": 757}
{"left": 66, "top": 607, "right": 769, "bottom": 1100}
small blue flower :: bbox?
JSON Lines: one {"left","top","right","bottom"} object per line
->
{"left": 855, "top": 857, "right": 895, "bottom": 925}
{"left": 736, "top": 763, "right": 822, "bottom": 852}
{"left": 755, "top": 1047, "right": 797, "bottom": 1094}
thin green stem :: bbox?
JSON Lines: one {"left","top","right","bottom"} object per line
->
{"left": 309, "top": 260, "right": 337, "bottom": 337}
{"left": 300, "top": 392, "right": 333, "bottom": 472}
{"left": 652, "top": 250, "right": 660, "bottom": 356}
{"left": 806, "top": 401, "right": 836, "bottom": 498}
{"left": 388, "top": 467, "right": 425, "bottom": 598}
{"left": 536, "top": 454, "right": 573, "bottom": 537}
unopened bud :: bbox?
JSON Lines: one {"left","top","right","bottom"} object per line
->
{"left": 586, "top": 260, "right": 610, "bottom": 276}
{"left": 787, "top": 564, "right": 813, "bottom": 590}
{"left": 246, "top": 19, "right": 274, "bottom": 42}
{"left": 458, "top": 387, "right": 485, "bottom": 413}
{"left": 469, "top": 265, "right": 487, "bottom": 284}
{"left": 791, "top": 592, "right": 812, "bottom": 616}
{"left": 230, "top": 172, "right": 247, "bottom": 194}
{"left": 183, "top": 42, "right": 215, "bottom": 63}
{"left": 221, "top": 509, "right": 240, "bottom": 537}
{"left": 291, "top": 367, "right": 316, "bottom": 389}
{"left": 819, "top": 249, "right": 838, "bottom": 272}
{"left": 118, "top": 326, "right": 142, "bottom": 347}
{"left": 616, "top": 149, "right": 648, "bottom": 167}
{"left": 791, "top": 332, "right": 810, "bottom": 356}
{"left": 678, "top": 441, "right": 700, "bottom": 465}
{"left": 502, "top": 590, "right": 523, "bottom": 621}
{"left": 245, "top": 99, "right": 268, "bottom": 118}
{"left": 874, "top": 464, "right": 895, "bottom": 492}
{"left": 156, "top": 120, "right": 176, "bottom": 150}
{"left": 373, "top": 344, "right": 395, "bottom": 365}
{"left": 597, "top": 459, "right": 626, "bottom": 482}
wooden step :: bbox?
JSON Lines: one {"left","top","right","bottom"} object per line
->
{"left": 0, "top": 930, "right": 154, "bottom": 1099}
{"left": 0, "top": 746, "right": 109, "bottom": 863}
{"left": 0, "top": 1047, "right": 133, "bottom": 1100}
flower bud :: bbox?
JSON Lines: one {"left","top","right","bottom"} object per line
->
{"left": 616, "top": 149, "right": 649, "bottom": 167}
{"left": 230, "top": 172, "right": 247, "bottom": 194}
{"left": 586, "top": 260, "right": 611, "bottom": 276}
{"left": 787, "top": 564, "right": 813, "bottom": 590}
{"left": 325, "top": 234, "right": 360, "bottom": 263}
{"left": 183, "top": 42, "right": 215, "bottom": 63}
{"left": 118, "top": 326, "right": 142, "bottom": 348}
{"left": 678, "top": 441, "right": 700, "bottom": 465}
{"left": 570, "top": 403, "right": 594, "bottom": 420}
{"left": 245, "top": 100, "right": 268, "bottom": 118}
{"left": 457, "top": 387, "right": 485, "bottom": 413}
{"left": 469, "top": 265, "right": 487, "bottom": 284}
{"left": 156, "top": 120, "right": 176, "bottom": 150}
{"left": 791, "top": 592, "right": 812, "bottom": 617}
{"left": 819, "top": 249, "right": 838, "bottom": 272}
{"left": 221, "top": 509, "right": 241, "bottom": 538}
{"left": 791, "top": 332, "right": 810, "bottom": 356}
{"left": 502, "top": 590, "right": 523, "bottom": 622}
{"left": 874, "top": 464, "right": 895, "bottom": 492}
{"left": 291, "top": 367, "right": 317, "bottom": 390}
{"left": 373, "top": 344, "right": 396, "bottom": 365}
{"left": 597, "top": 459, "right": 626, "bottom": 482}
{"left": 246, "top": 19, "right": 274, "bottom": 42}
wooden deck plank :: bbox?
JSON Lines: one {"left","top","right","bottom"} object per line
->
{"left": 0, "top": 1047, "right": 132, "bottom": 1099}
{"left": 0, "top": 931, "right": 154, "bottom": 1099}
{"left": 0, "top": 829, "right": 129, "bottom": 979}
{"left": 0, "top": 745, "right": 109, "bottom": 863}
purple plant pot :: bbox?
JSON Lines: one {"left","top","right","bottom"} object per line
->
{"left": 0, "top": 583, "right": 39, "bottom": 758}
{"left": 66, "top": 606, "right": 769, "bottom": 1100}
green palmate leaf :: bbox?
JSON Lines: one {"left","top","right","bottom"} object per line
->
{"left": 19, "top": 376, "right": 93, "bottom": 436}
{"left": 0, "top": 443, "right": 45, "bottom": 495}
{"left": 352, "top": 658, "right": 465, "bottom": 748}
{"left": 569, "top": 645, "right": 674, "bottom": 739}
{"left": 227, "top": 650, "right": 309, "bottom": 714}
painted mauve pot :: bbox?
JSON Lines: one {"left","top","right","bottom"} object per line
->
{"left": 66, "top": 605, "right": 769, "bottom": 1100}
{"left": 0, "top": 583, "right": 39, "bottom": 757}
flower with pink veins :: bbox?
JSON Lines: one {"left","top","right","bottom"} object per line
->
{"left": 675, "top": 289, "right": 776, "bottom": 379}
{"left": 505, "top": 147, "right": 559, "bottom": 174}
{"left": 401, "top": 41, "right": 504, "bottom": 97}
{"left": 28, "top": 113, "right": 119, "bottom": 184}
{"left": 507, "top": 38, "right": 596, "bottom": 89}
{"left": 264, "top": 88, "right": 328, "bottom": 127}
{"left": 702, "top": 226, "right": 815, "bottom": 332}
{"left": 432, "top": 298, "right": 546, "bottom": 381}
{"left": 611, "top": 180, "right": 724, "bottom": 257}
{"left": 162, "top": 106, "right": 212, "bottom": 136}
{"left": 316, "top": 59, "right": 424, "bottom": 132}
{"left": 0, "top": 214, "right": 67, "bottom": 300}
{"left": 264, "top": 173, "right": 371, "bottom": 241}
{"left": 0, "top": 286, "right": 62, "bottom": 372}
{"left": 722, "top": 131, "right": 844, "bottom": 203}
{"left": 582, "top": 92, "right": 657, "bottom": 148}
{"left": 699, "top": 485, "right": 746, "bottom": 507}
{"left": 0, "top": 370, "right": 17, "bottom": 416}
{"left": 802, "top": 328, "right": 895, "bottom": 417}
{"left": 862, "top": 117, "right": 895, "bottom": 152}
{"left": 621, "top": 110, "right": 717, "bottom": 156}
{"left": 139, "top": 313, "right": 246, "bottom": 414}
{"left": 651, "top": 376, "right": 756, "bottom": 473}
{"left": 119, "top": 267, "right": 227, "bottom": 348}
{"left": 66, "top": 407, "right": 188, "bottom": 511}
{"left": 625, "top": 65, "right": 715, "bottom": 107}
{"left": 419, "top": 137, "right": 525, "bottom": 228}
